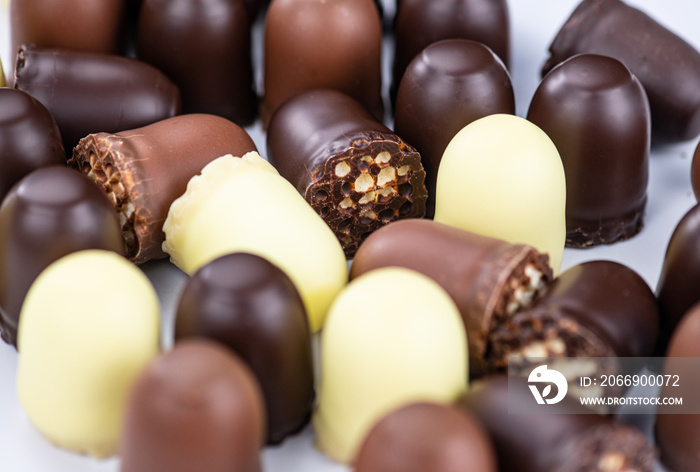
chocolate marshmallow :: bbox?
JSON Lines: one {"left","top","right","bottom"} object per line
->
{"left": 267, "top": 89, "right": 427, "bottom": 257}
{"left": 394, "top": 39, "right": 515, "bottom": 218}
{"left": 529, "top": 54, "right": 650, "bottom": 247}
{"left": 137, "top": 0, "right": 257, "bottom": 126}
{"left": 543, "top": 0, "right": 700, "bottom": 143}
{"left": 261, "top": 0, "right": 383, "bottom": 126}
{"left": 14, "top": 46, "right": 181, "bottom": 153}
{"left": 350, "top": 219, "right": 552, "bottom": 376}
{"left": 68, "top": 114, "right": 257, "bottom": 264}
{"left": 0, "top": 167, "right": 123, "bottom": 347}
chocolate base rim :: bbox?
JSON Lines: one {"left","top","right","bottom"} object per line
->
{"left": 303, "top": 131, "right": 428, "bottom": 258}
{"left": 565, "top": 205, "right": 646, "bottom": 248}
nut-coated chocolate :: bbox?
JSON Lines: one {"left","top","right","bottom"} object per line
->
{"left": 14, "top": 46, "right": 181, "bottom": 153}
{"left": 350, "top": 219, "right": 552, "bottom": 376}
{"left": 656, "top": 203, "right": 700, "bottom": 355}
{"left": 261, "top": 0, "right": 383, "bottom": 127}
{"left": 137, "top": 0, "right": 257, "bottom": 126}
{"left": 394, "top": 39, "right": 515, "bottom": 218}
{"left": 0, "top": 88, "right": 65, "bottom": 204}
{"left": 460, "top": 376, "right": 656, "bottom": 472}
{"left": 543, "top": 0, "right": 700, "bottom": 143}
{"left": 267, "top": 89, "right": 427, "bottom": 257}
{"left": 529, "top": 54, "right": 650, "bottom": 247}
{"left": 68, "top": 114, "right": 257, "bottom": 264}
{"left": 489, "top": 260, "right": 659, "bottom": 369}
{"left": 175, "top": 252, "right": 314, "bottom": 445}
{"left": 10, "top": 0, "right": 124, "bottom": 71}
{"left": 354, "top": 402, "right": 497, "bottom": 472}
{"left": 0, "top": 167, "right": 123, "bottom": 347}
{"left": 392, "top": 0, "right": 510, "bottom": 103}
{"left": 119, "top": 340, "right": 265, "bottom": 472}
{"left": 656, "top": 303, "right": 700, "bottom": 471}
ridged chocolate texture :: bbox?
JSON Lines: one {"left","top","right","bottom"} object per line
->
{"left": 0, "top": 167, "right": 123, "bottom": 347}
{"left": 0, "top": 89, "right": 65, "bottom": 204}
{"left": 261, "top": 0, "right": 383, "bottom": 127}
{"left": 543, "top": 0, "right": 700, "bottom": 143}
{"left": 175, "top": 252, "right": 314, "bottom": 445}
{"left": 489, "top": 260, "right": 659, "bottom": 369}
{"left": 68, "top": 114, "right": 257, "bottom": 264}
{"left": 267, "top": 89, "right": 427, "bottom": 258}
{"left": 355, "top": 402, "right": 497, "bottom": 472}
{"left": 350, "top": 219, "right": 552, "bottom": 376}
{"left": 120, "top": 340, "right": 265, "bottom": 472}
{"left": 656, "top": 303, "right": 700, "bottom": 471}
{"left": 14, "top": 46, "right": 181, "bottom": 153}
{"left": 10, "top": 0, "right": 124, "bottom": 68}
{"left": 392, "top": 0, "right": 510, "bottom": 104}
{"left": 655, "top": 203, "right": 700, "bottom": 355}
{"left": 394, "top": 39, "right": 515, "bottom": 218}
{"left": 529, "top": 54, "right": 650, "bottom": 247}
{"left": 137, "top": 0, "right": 257, "bottom": 126}
{"left": 460, "top": 376, "right": 656, "bottom": 472}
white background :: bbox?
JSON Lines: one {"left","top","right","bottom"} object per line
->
{"left": 0, "top": 0, "right": 697, "bottom": 470}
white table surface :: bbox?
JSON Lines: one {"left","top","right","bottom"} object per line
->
{"left": 0, "top": 0, "right": 697, "bottom": 470}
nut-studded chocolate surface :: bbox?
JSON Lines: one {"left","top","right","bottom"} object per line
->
{"left": 267, "top": 89, "right": 427, "bottom": 257}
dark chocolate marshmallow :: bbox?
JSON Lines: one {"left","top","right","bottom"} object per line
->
{"left": 392, "top": 0, "right": 510, "bottom": 103}
{"left": 137, "top": 0, "right": 257, "bottom": 126}
{"left": 354, "top": 402, "right": 497, "bottom": 472}
{"left": 529, "top": 54, "right": 650, "bottom": 247}
{"left": 14, "top": 46, "right": 181, "bottom": 153}
{"left": 119, "top": 340, "right": 265, "bottom": 472}
{"left": 267, "top": 89, "right": 427, "bottom": 258}
{"left": 175, "top": 252, "right": 314, "bottom": 445}
{"left": 394, "top": 39, "right": 515, "bottom": 218}
{"left": 261, "top": 0, "right": 383, "bottom": 127}
{"left": 68, "top": 114, "right": 257, "bottom": 264}
{"left": 350, "top": 219, "right": 552, "bottom": 376}
{"left": 489, "top": 260, "right": 659, "bottom": 369}
{"left": 0, "top": 88, "right": 65, "bottom": 204}
{"left": 460, "top": 376, "right": 656, "bottom": 472}
{"left": 656, "top": 203, "right": 700, "bottom": 355}
{"left": 543, "top": 0, "right": 700, "bottom": 143}
{"left": 0, "top": 166, "right": 123, "bottom": 347}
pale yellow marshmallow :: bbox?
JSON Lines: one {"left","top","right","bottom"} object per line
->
{"left": 313, "top": 267, "right": 468, "bottom": 463}
{"left": 434, "top": 114, "right": 566, "bottom": 274}
{"left": 162, "top": 152, "right": 348, "bottom": 332}
{"left": 17, "top": 250, "right": 160, "bottom": 458}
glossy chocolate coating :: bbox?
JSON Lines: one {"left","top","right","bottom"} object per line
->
{"left": 460, "top": 376, "right": 656, "bottom": 472}
{"left": 175, "top": 252, "right": 313, "bottom": 445}
{"left": 543, "top": 0, "right": 700, "bottom": 143}
{"left": 137, "top": 0, "right": 257, "bottom": 126}
{"left": 69, "top": 114, "right": 257, "bottom": 264}
{"left": 267, "top": 89, "right": 427, "bottom": 258}
{"left": 354, "top": 402, "right": 497, "bottom": 472}
{"left": 489, "top": 260, "right": 659, "bottom": 368}
{"left": 120, "top": 340, "right": 265, "bottom": 472}
{"left": 10, "top": 0, "right": 124, "bottom": 69}
{"left": 0, "top": 167, "right": 123, "bottom": 347}
{"left": 14, "top": 46, "right": 181, "bottom": 153}
{"left": 529, "top": 54, "right": 650, "bottom": 247}
{"left": 0, "top": 88, "right": 65, "bottom": 204}
{"left": 392, "top": 0, "right": 510, "bottom": 103}
{"left": 691, "top": 140, "right": 700, "bottom": 201}
{"left": 656, "top": 303, "right": 700, "bottom": 471}
{"left": 656, "top": 203, "right": 700, "bottom": 355}
{"left": 394, "top": 39, "right": 515, "bottom": 218}
{"left": 261, "top": 0, "right": 383, "bottom": 127}
{"left": 351, "top": 219, "right": 552, "bottom": 376}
